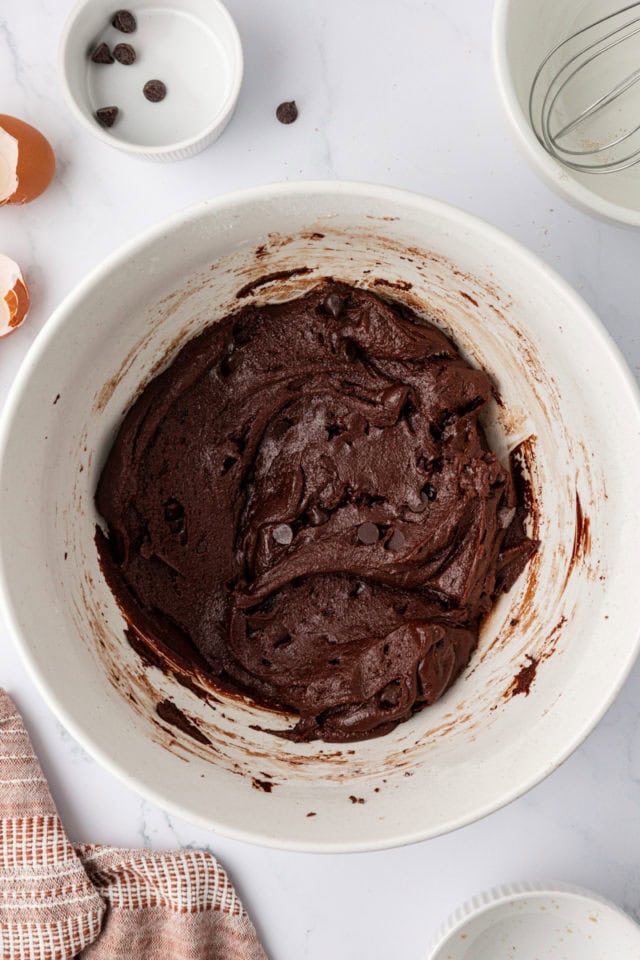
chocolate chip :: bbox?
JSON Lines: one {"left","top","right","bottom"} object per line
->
{"left": 164, "top": 499, "right": 184, "bottom": 521}
{"left": 112, "top": 9, "right": 137, "bottom": 32}
{"left": 232, "top": 313, "right": 261, "bottom": 345}
{"left": 498, "top": 505, "right": 516, "bottom": 529}
{"left": 91, "top": 42, "right": 114, "bottom": 64}
{"left": 307, "top": 505, "right": 328, "bottom": 526}
{"left": 322, "top": 292, "right": 344, "bottom": 318}
{"left": 357, "top": 522, "right": 379, "bottom": 545}
{"left": 276, "top": 100, "right": 298, "bottom": 124}
{"left": 95, "top": 106, "right": 119, "bottom": 128}
{"left": 271, "top": 418, "right": 293, "bottom": 439}
{"left": 350, "top": 581, "right": 366, "bottom": 597}
{"left": 379, "top": 680, "right": 401, "bottom": 708}
{"left": 143, "top": 79, "right": 167, "bottom": 102}
{"left": 164, "top": 498, "right": 185, "bottom": 534}
{"left": 274, "top": 634, "right": 292, "bottom": 649}
{"left": 272, "top": 523, "right": 293, "bottom": 546}
{"left": 423, "top": 483, "right": 437, "bottom": 501}
{"left": 343, "top": 339, "right": 359, "bottom": 362}
{"left": 386, "top": 529, "right": 406, "bottom": 552}
{"left": 114, "top": 42, "right": 136, "bottom": 64}
{"left": 139, "top": 539, "right": 152, "bottom": 559}
{"left": 218, "top": 353, "right": 237, "bottom": 377}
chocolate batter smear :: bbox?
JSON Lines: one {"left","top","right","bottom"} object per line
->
{"left": 96, "top": 282, "right": 537, "bottom": 742}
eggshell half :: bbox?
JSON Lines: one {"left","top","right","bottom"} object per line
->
{"left": 0, "top": 254, "right": 30, "bottom": 336}
{"left": 0, "top": 115, "right": 55, "bottom": 205}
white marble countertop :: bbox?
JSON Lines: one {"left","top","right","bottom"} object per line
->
{"left": 2, "top": 1, "right": 640, "bottom": 957}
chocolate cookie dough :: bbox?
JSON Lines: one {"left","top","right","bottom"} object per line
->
{"left": 96, "top": 282, "right": 537, "bottom": 742}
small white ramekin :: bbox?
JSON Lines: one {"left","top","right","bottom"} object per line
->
{"left": 426, "top": 881, "right": 640, "bottom": 959}
{"left": 493, "top": 0, "right": 640, "bottom": 227}
{"left": 58, "top": 0, "right": 243, "bottom": 161}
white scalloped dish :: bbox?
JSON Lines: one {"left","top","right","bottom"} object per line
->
{"left": 426, "top": 883, "right": 640, "bottom": 959}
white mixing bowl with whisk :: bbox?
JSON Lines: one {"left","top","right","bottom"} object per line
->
{"left": 493, "top": 0, "right": 640, "bottom": 225}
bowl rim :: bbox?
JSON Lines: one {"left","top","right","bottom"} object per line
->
{"left": 425, "top": 881, "right": 640, "bottom": 958}
{"left": 57, "top": 0, "right": 244, "bottom": 158}
{"left": 2, "top": 180, "right": 640, "bottom": 852}
{"left": 492, "top": 0, "right": 640, "bottom": 228}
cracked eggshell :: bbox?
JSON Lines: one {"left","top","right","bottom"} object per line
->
{"left": 0, "top": 115, "right": 55, "bottom": 206}
{"left": 0, "top": 255, "right": 30, "bottom": 337}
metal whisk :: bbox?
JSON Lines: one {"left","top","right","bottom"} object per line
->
{"left": 530, "top": 2, "right": 640, "bottom": 173}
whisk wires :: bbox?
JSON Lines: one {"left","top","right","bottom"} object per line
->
{"left": 530, "top": 2, "right": 640, "bottom": 172}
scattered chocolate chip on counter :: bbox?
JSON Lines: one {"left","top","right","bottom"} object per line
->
{"left": 276, "top": 100, "right": 298, "bottom": 124}
{"left": 95, "top": 106, "right": 119, "bottom": 128}
{"left": 90, "top": 42, "right": 114, "bottom": 64}
{"left": 143, "top": 79, "right": 167, "bottom": 102}
{"left": 112, "top": 9, "right": 137, "bottom": 33}
{"left": 113, "top": 42, "right": 136, "bottom": 65}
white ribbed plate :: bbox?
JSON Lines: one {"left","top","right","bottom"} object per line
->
{"left": 427, "top": 882, "right": 640, "bottom": 959}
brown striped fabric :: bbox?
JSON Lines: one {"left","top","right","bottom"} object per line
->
{"left": 0, "top": 692, "right": 267, "bottom": 960}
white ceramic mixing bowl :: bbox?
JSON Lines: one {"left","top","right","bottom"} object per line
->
{"left": 1, "top": 181, "right": 639, "bottom": 852}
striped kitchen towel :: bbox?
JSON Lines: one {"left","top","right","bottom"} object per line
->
{"left": 0, "top": 691, "right": 267, "bottom": 960}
